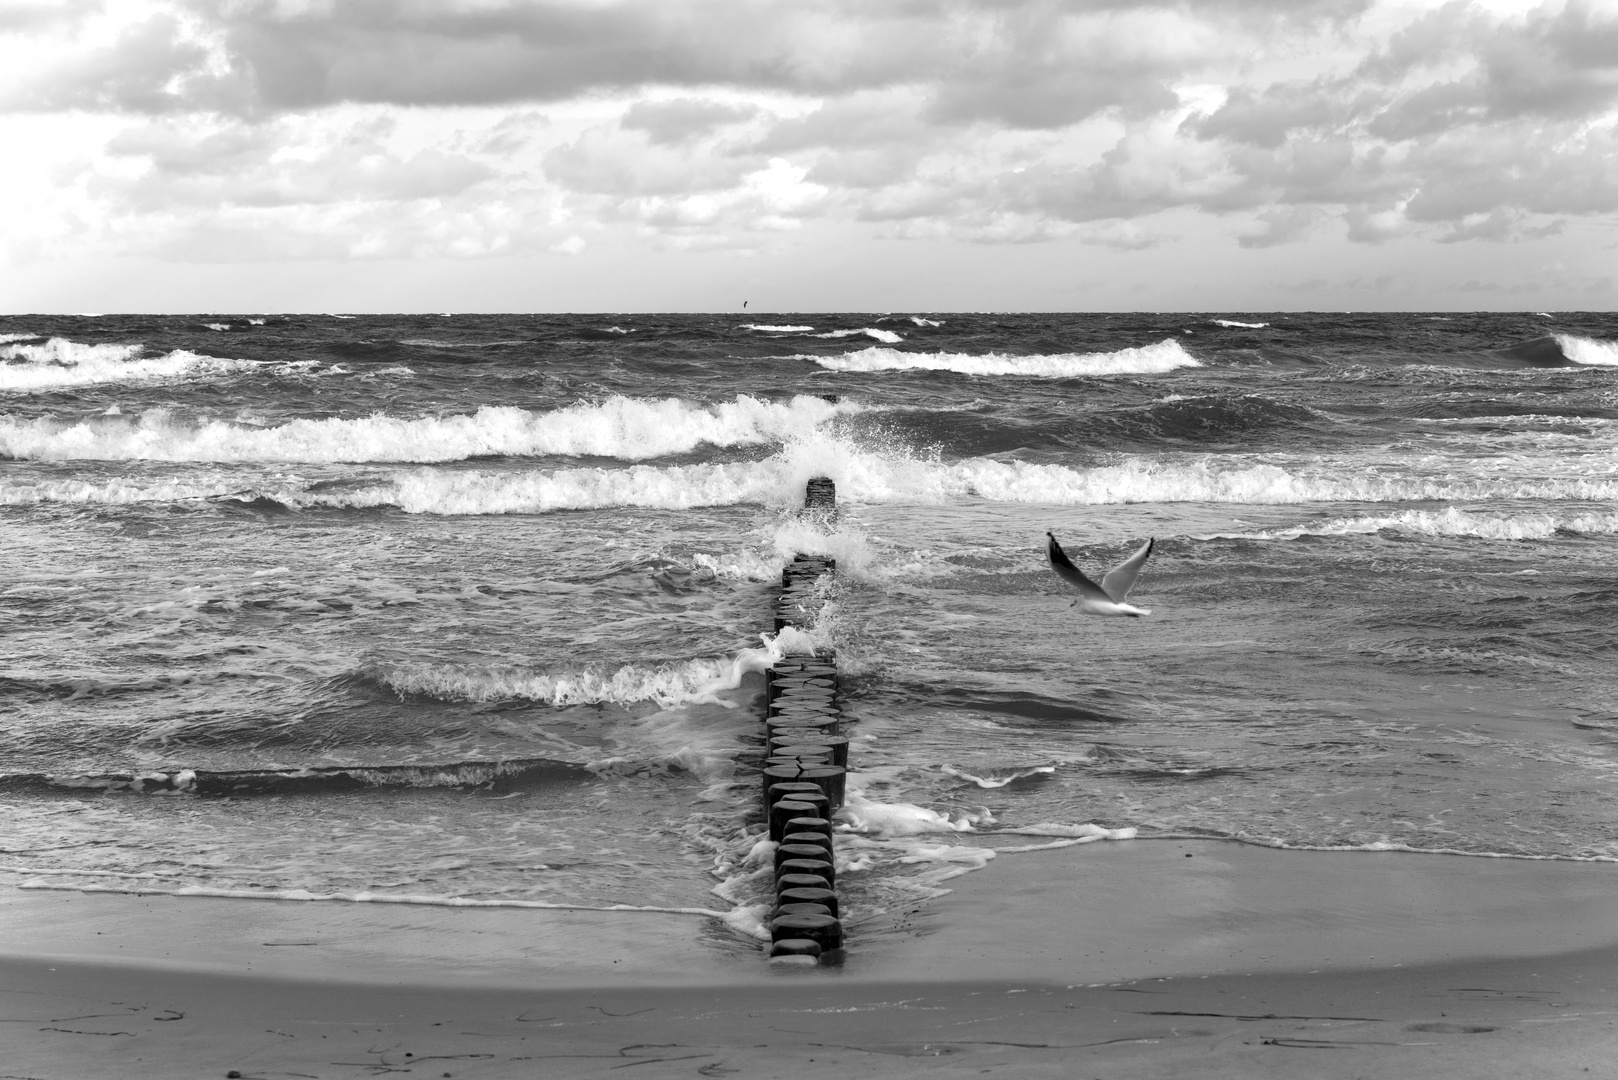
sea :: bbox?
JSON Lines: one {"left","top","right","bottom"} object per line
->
{"left": 3, "top": 312, "right": 1617, "bottom": 947}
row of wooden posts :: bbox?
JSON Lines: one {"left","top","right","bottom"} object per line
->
{"left": 759, "top": 476, "right": 847, "bottom": 963}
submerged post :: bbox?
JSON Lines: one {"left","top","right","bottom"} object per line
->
{"left": 762, "top": 475, "right": 847, "bottom": 964}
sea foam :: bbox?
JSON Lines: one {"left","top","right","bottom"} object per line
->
{"left": 0, "top": 394, "right": 854, "bottom": 463}
{"left": 1200, "top": 507, "right": 1618, "bottom": 542}
{"left": 0, "top": 338, "right": 254, "bottom": 391}
{"left": 807, "top": 338, "right": 1200, "bottom": 377}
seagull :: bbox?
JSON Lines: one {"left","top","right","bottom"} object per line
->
{"left": 1046, "top": 532, "right": 1154, "bottom": 617}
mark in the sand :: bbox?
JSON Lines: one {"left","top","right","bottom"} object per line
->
{"left": 154, "top": 1009, "right": 184, "bottom": 1021}
{"left": 611, "top": 1052, "right": 716, "bottom": 1070}
{"left": 515, "top": 1010, "right": 557, "bottom": 1023}
{"left": 48, "top": 1010, "right": 139, "bottom": 1022}
{"left": 589, "top": 1006, "right": 656, "bottom": 1017}
{"left": 697, "top": 1064, "right": 739, "bottom": 1076}
{"left": 37, "top": 1027, "right": 135, "bottom": 1037}
{"left": 1142, "top": 1010, "right": 1383, "bottom": 1022}
{"left": 263, "top": 939, "right": 319, "bottom": 947}
{"left": 1405, "top": 1022, "right": 1497, "bottom": 1034}
{"left": 1259, "top": 1037, "right": 1405, "bottom": 1049}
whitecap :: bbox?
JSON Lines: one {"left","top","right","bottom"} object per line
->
{"left": 742, "top": 324, "right": 814, "bottom": 333}
{"left": 806, "top": 338, "right": 1199, "bottom": 377}
{"left": 813, "top": 328, "right": 903, "bottom": 344}
{"left": 1214, "top": 319, "right": 1268, "bottom": 329}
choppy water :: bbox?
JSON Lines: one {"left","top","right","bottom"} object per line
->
{"left": 3, "top": 312, "right": 1618, "bottom": 940}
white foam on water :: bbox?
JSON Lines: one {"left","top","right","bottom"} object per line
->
{"left": 375, "top": 625, "right": 826, "bottom": 711}
{"left": 813, "top": 328, "right": 903, "bottom": 344}
{"left": 834, "top": 794, "right": 991, "bottom": 836}
{"left": 0, "top": 394, "right": 856, "bottom": 463}
{"left": 0, "top": 338, "right": 255, "bottom": 391}
{"left": 1214, "top": 319, "right": 1268, "bottom": 328}
{"left": 204, "top": 322, "right": 230, "bottom": 331}
{"left": 13, "top": 878, "right": 731, "bottom": 914}
{"left": 248, "top": 318, "right": 266, "bottom": 325}
{"left": 1557, "top": 334, "right": 1618, "bottom": 367}
{"left": 742, "top": 324, "right": 814, "bottom": 332}
{"left": 1197, "top": 507, "right": 1618, "bottom": 542}
{"left": 941, "top": 764, "right": 1057, "bottom": 788}
{"left": 0, "top": 476, "right": 227, "bottom": 506}
{"left": 806, "top": 338, "right": 1200, "bottom": 377}
{"left": 909, "top": 317, "right": 943, "bottom": 327}
{"left": 0, "top": 333, "right": 39, "bottom": 344}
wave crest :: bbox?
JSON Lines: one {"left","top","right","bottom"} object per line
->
{"left": 1557, "top": 334, "right": 1618, "bottom": 368}
{"left": 807, "top": 338, "right": 1199, "bottom": 377}
{"left": 0, "top": 394, "right": 853, "bottom": 463}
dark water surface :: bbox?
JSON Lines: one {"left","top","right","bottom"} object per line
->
{"left": 3, "top": 312, "right": 1616, "bottom": 935}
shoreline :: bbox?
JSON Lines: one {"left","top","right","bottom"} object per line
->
{"left": 7, "top": 839, "right": 1618, "bottom": 1076}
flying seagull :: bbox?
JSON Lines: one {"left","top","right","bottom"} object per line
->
{"left": 1046, "top": 532, "right": 1154, "bottom": 617}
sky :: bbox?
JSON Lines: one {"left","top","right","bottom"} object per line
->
{"left": 0, "top": 0, "right": 1614, "bottom": 313}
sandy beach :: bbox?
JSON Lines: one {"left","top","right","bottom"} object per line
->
{"left": 6, "top": 839, "right": 1616, "bottom": 1078}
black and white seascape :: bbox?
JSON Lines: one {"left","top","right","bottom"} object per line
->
{"left": 3, "top": 312, "right": 1617, "bottom": 943}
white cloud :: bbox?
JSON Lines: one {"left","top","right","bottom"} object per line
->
{"left": 0, "top": 0, "right": 1614, "bottom": 303}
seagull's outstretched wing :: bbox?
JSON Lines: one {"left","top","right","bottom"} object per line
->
{"left": 1046, "top": 532, "right": 1111, "bottom": 603}
{"left": 1101, "top": 537, "right": 1154, "bottom": 602}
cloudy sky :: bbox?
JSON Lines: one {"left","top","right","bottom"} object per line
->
{"left": 1, "top": 0, "right": 1614, "bottom": 312}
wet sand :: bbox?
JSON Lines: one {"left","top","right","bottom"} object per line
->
{"left": 5, "top": 839, "right": 1617, "bottom": 1078}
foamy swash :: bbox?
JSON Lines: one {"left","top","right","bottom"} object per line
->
{"left": 0, "top": 395, "right": 853, "bottom": 463}
{"left": 807, "top": 339, "right": 1199, "bottom": 377}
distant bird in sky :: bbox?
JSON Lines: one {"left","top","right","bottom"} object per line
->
{"left": 1046, "top": 532, "right": 1154, "bottom": 617}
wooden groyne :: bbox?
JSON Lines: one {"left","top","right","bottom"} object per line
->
{"left": 761, "top": 476, "right": 846, "bottom": 963}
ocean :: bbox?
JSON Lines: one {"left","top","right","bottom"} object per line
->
{"left": 3, "top": 312, "right": 1617, "bottom": 946}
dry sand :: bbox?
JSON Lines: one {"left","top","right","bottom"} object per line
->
{"left": 4, "top": 838, "right": 1616, "bottom": 1078}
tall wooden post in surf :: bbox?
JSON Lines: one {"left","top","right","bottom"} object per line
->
{"left": 761, "top": 476, "right": 847, "bottom": 963}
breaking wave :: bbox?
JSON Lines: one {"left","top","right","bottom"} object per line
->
{"left": 806, "top": 338, "right": 1199, "bottom": 377}
{"left": 1557, "top": 334, "right": 1618, "bottom": 368}
{"left": 0, "top": 394, "right": 854, "bottom": 463}
{"left": 1213, "top": 319, "right": 1269, "bottom": 329}
{"left": 13, "top": 448, "right": 1618, "bottom": 514}
{"left": 367, "top": 630, "right": 822, "bottom": 709}
{"left": 0, "top": 338, "right": 257, "bottom": 391}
